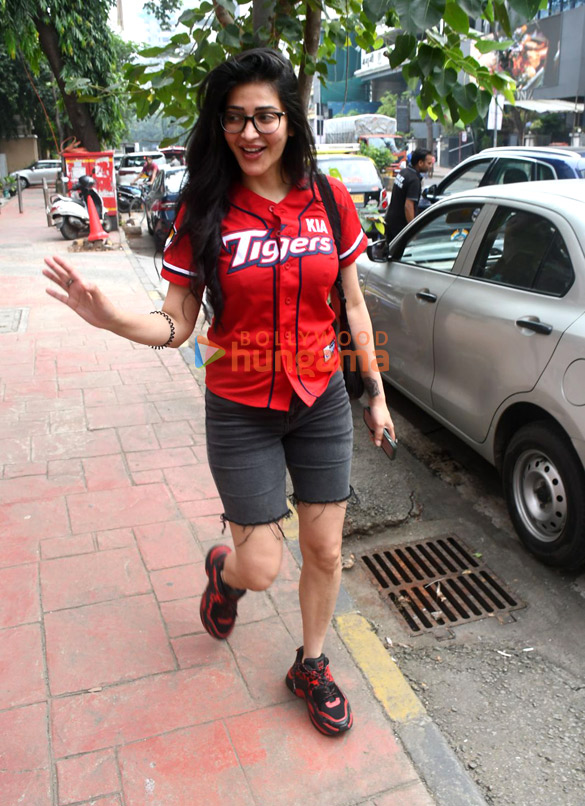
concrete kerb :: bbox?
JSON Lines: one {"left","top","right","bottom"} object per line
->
{"left": 284, "top": 517, "right": 489, "bottom": 806}
{"left": 119, "top": 225, "right": 489, "bottom": 806}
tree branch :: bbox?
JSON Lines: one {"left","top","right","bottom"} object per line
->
{"left": 213, "top": 0, "right": 234, "bottom": 28}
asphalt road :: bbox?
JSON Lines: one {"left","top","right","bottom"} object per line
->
{"left": 128, "top": 227, "right": 585, "bottom": 806}
{"left": 342, "top": 383, "right": 585, "bottom": 806}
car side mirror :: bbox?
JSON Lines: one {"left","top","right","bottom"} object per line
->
{"left": 424, "top": 184, "right": 437, "bottom": 197}
{"left": 366, "top": 239, "right": 389, "bottom": 263}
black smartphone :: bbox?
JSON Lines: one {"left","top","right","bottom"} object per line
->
{"left": 363, "top": 407, "right": 398, "bottom": 461}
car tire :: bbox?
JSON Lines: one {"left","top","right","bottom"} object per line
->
{"left": 18, "top": 176, "right": 29, "bottom": 189}
{"left": 502, "top": 421, "right": 585, "bottom": 569}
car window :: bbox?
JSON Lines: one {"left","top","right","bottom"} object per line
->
{"left": 471, "top": 207, "right": 574, "bottom": 295}
{"left": 534, "top": 162, "right": 556, "bottom": 180}
{"left": 394, "top": 204, "right": 482, "bottom": 272}
{"left": 317, "top": 158, "right": 380, "bottom": 186}
{"left": 164, "top": 169, "right": 187, "bottom": 194}
{"left": 489, "top": 159, "right": 531, "bottom": 185}
{"left": 439, "top": 159, "right": 492, "bottom": 196}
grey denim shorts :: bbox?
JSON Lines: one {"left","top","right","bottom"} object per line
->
{"left": 205, "top": 371, "right": 353, "bottom": 526}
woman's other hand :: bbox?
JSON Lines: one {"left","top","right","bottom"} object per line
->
{"left": 43, "top": 255, "right": 119, "bottom": 331}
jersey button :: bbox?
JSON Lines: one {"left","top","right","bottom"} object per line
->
{"left": 285, "top": 297, "right": 292, "bottom": 304}
{"left": 269, "top": 205, "right": 275, "bottom": 213}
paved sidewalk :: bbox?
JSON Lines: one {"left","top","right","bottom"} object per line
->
{"left": 0, "top": 191, "right": 440, "bottom": 806}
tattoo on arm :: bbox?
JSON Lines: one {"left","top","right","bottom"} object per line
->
{"left": 364, "top": 377, "right": 380, "bottom": 398}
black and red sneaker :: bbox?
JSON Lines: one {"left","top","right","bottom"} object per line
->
{"left": 200, "top": 545, "right": 245, "bottom": 640}
{"left": 286, "top": 646, "right": 353, "bottom": 736}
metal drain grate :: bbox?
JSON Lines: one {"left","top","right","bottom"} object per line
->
{"left": 361, "top": 535, "right": 525, "bottom": 635}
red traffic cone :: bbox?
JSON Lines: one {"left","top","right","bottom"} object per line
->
{"left": 86, "top": 195, "right": 108, "bottom": 242}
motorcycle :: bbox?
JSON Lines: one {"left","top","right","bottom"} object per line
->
{"left": 48, "top": 175, "right": 111, "bottom": 241}
{"left": 117, "top": 182, "right": 144, "bottom": 213}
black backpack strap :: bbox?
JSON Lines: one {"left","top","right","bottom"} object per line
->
{"left": 314, "top": 172, "right": 347, "bottom": 322}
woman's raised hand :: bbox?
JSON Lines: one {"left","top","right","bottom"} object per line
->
{"left": 43, "top": 255, "right": 119, "bottom": 332}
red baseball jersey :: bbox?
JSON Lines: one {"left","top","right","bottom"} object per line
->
{"left": 161, "top": 176, "right": 367, "bottom": 410}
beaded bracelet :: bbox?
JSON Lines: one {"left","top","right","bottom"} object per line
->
{"left": 149, "top": 310, "right": 176, "bottom": 349}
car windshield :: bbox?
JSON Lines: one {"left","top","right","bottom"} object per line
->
{"left": 165, "top": 169, "right": 187, "bottom": 194}
{"left": 122, "top": 155, "right": 156, "bottom": 168}
{"left": 318, "top": 158, "right": 380, "bottom": 185}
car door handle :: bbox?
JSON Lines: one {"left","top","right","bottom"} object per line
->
{"left": 416, "top": 290, "right": 438, "bottom": 303}
{"left": 515, "top": 318, "right": 553, "bottom": 335}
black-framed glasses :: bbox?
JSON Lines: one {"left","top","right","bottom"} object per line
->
{"left": 219, "top": 111, "right": 287, "bottom": 135}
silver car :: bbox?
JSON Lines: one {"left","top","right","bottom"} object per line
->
{"left": 11, "top": 159, "right": 61, "bottom": 188}
{"left": 358, "top": 180, "right": 585, "bottom": 569}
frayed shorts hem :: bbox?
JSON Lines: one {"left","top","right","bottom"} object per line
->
{"left": 220, "top": 508, "right": 293, "bottom": 531}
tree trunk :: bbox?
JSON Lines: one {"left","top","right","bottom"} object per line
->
{"left": 426, "top": 115, "right": 433, "bottom": 150}
{"left": 298, "top": 5, "right": 321, "bottom": 111}
{"left": 253, "top": 0, "right": 275, "bottom": 38}
{"left": 34, "top": 17, "right": 101, "bottom": 152}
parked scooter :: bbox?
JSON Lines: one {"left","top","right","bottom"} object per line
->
{"left": 48, "top": 175, "right": 110, "bottom": 240}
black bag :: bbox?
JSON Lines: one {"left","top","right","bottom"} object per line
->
{"left": 315, "top": 172, "right": 365, "bottom": 400}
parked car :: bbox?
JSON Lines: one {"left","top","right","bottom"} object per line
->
{"left": 10, "top": 159, "right": 61, "bottom": 188}
{"left": 144, "top": 165, "right": 187, "bottom": 249}
{"left": 357, "top": 180, "right": 585, "bottom": 569}
{"left": 420, "top": 145, "right": 585, "bottom": 210}
{"left": 316, "top": 152, "right": 385, "bottom": 209}
{"left": 116, "top": 151, "right": 166, "bottom": 184}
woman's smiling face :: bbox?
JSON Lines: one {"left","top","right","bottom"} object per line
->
{"left": 223, "top": 82, "right": 291, "bottom": 187}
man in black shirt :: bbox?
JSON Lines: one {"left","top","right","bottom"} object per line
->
{"left": 385, "top": 148, "right": 434, "bottom": 240}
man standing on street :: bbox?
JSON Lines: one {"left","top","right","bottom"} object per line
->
{"left": 385, "top": 148, "right": 434, "bottom": 241}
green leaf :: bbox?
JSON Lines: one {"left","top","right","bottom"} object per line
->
{"left": 394, "top": 0, "right": 446, "bottom": 33}
{"left": 217, "top": 24, "right": 241, "bottom": 49}
{"left": 172, "top": 33, "right": 191, "bottom": 46}
{"left": 493, "top": 0, "right": 512, "bottom": 37}
{"left": 363, "top": 0, "right": 392, "bottom": 24}
{"left": 389, "top": 33, "right": 417, "bottom": 68}
{"left": 444, "top": 2, "right": 469, "bottom": 34}
{"left": 419, "top": 81, "right": 438, "bottom": 108}
{"left": 459, "top": 0, "right": 484, "bottom": 13}
{"left": 178, "top": 7, "right": 203, "bottom": 26}
{"left": 401, "top": 62, "right": 421, "bottom": 91}
{"left": 452, "top": 82, "right": 477, "bottom": 109}
{"left": 139, "top": 45, "right": 167, "bottom": 58}
{"left": 472, "top": 38, "right": 513, "bottom": 54}
{"left": 446, "top": 93, "right": 460, "bottom": 124}
{"left": 417, "top": 44, "right": 445, "bottom": 76}
{"left": 150, "top": 73, "right": 175, "bottom": 89}
{"left": 433, "top": 66, "right": 458, "bottom": 96}
{"left": 459, "top": 104, "right": 478, "bottom": 125}
{"left": 507, "top": 0, "right": 542, "bottom": 19}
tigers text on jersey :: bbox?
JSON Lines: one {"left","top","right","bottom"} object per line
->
{"left": 161, "top": 176, "right": 367, "bottom": 410}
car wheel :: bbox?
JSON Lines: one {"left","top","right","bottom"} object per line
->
{"left": 502, "top": 421, "right": 585, "bottom": 569}
{"left": 18, "top": 176, "right": 29, "bottom": 189}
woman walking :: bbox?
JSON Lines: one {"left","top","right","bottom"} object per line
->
{"left": 44, "top": 48, "right": 394, "bottom": 736}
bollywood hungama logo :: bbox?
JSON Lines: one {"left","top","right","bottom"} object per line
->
{"left": 194, "top": 335, "right": 226, "bottom": 368}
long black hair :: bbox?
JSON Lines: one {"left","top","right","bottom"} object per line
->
{"left": 177, "top": 48, "right": 318, "bottom": 327}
